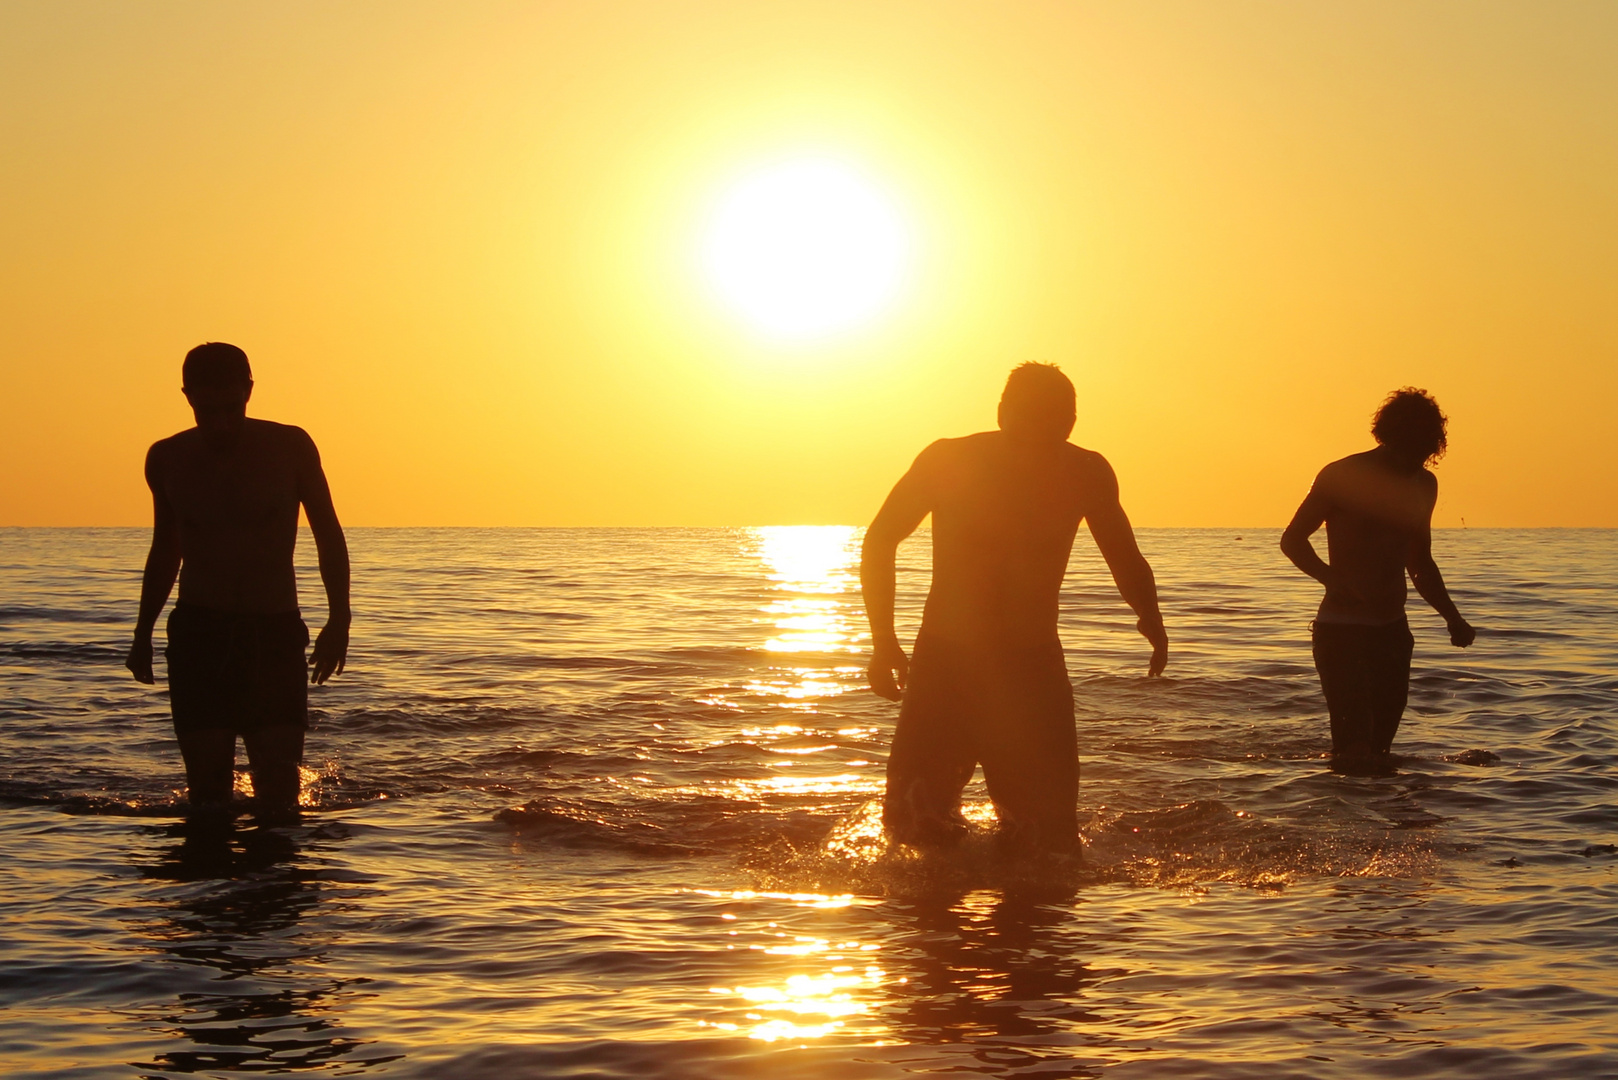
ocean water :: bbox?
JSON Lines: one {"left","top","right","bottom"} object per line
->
{"left": 1, "top": 525, "right": 1615, "bottom": 1078}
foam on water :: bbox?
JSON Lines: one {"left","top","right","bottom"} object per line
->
{"left": 1, "top": 526, "right": 1616, "bottom": 1077}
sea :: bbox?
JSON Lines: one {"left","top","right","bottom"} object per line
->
{"left": 1, "top": 526, "right": 1615, "bottom": 1079}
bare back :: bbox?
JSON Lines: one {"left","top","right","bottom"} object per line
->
{"left": 908, "top": 432, "right": 1112, "bottom": 647}
{"left": 147, "top": 419, "right": 316, "bottom": 613}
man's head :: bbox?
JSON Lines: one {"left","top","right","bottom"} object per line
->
{"left": 1372, "top": 387, "right": 1447, "bottom": 465}
{"left": 998, "top": 362, "right": 1076, "bottom": 442}
{"left": 181, "top": 342, "right": 253, "bottom": 430}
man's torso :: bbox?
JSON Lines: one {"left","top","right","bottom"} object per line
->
{"left": 153, "top": 419, "right": 306, "bottom": 613}
{"left": 921, "top": 432, "right": 1099, "bottom": 648}
{"left": 1318, "top": 451, "right": 1435, "bottom": 625}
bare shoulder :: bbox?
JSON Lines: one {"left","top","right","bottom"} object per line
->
{"left": 918, "top": 431, "right": 986, "bottom": 471}
{"left": 1065, "top": 442, "right": 1117, "bottom": 486}
{"left": 1321, "top": 451, "right": 1368, "bottom": 476}
{"left": 145, "top": 428, "right": 196, "bottom": 472}
{"left": 1065, "top": 442, "right": 1110, "bottom": 469}
{"left": 947, "top": 431, "right": 997, "bottom": 455}
{"left": 251, "top": 417, "right": 312, "bottom": 442}
{"left": 253, "top": 419, "right": 319, "bottom": 458}
{"left": 1313, "top": 452, "right": 1368, "bottom": 492}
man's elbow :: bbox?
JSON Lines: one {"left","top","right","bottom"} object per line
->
{"left": 860, "top": 527, "right": 899, "bottom": 561}
{"left": 309, "top": 518, "right": 349, "bottom": 555}
{"left": 149, "top": 525, "right": 182, "bottom": 561}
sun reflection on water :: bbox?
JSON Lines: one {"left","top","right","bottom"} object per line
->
{"left": 754, "top": 526, "right": 862, "bottom": 656}
{"left": 694, "top": 890, "right": 891, "bottom": 1044}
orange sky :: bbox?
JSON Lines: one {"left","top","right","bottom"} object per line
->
{"left": 2, "top": 1, "right": 1615, "bottom": 527}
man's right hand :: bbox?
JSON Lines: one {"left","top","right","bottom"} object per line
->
{"left": 126, "top": 634, "right": 155, "bottom": 684}
{"left": 868, "top": 639, "right": 909, "bottom": 701}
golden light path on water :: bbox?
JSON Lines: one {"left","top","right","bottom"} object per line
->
{"left": 694, "top": 891, "right": 895, "bottom": 1044}
{"left": 695, "top": 528, "right": 895, "bottom": 1043}
{"left": 757, "top": 525, "right": 864, "bottom": 656}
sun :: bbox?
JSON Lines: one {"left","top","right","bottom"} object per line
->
{"left": 699, "top": 157, "right": 912, "bottom": 341}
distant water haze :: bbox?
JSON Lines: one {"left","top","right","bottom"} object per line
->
{"left": 2, "top": 526, "right": 1615, "bottom": 1075}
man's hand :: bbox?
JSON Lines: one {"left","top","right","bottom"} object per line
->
{"left": 1447, "top": 618, "right": 1476, "bottom": 649}
{"left": 1138, "top": 617, "right": 1168, "bottom": 677}
{"left": 868, "top": 638, "right": 909, "bottom": 701}
{"left": 126, "top": 634, "right": 155, "bottom": 684}
{"left": 309, "top": 616, "right": 350, "bottom": 685}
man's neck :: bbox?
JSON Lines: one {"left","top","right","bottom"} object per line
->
{"left": 1368, "top": 444, "right": 1425, "bottom": 475}
{"left": 195, "top": 415, "right": 249, "bottom": 452}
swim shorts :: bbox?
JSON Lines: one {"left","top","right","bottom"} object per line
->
{"left": 165, "top": 604, "right": 310, "bottom": 735}
{"left": 883, "top": 634, "right": 1077, "bottom": 850}
{"left": 1311, "top": 618, "right": 1413, "bottom": 759}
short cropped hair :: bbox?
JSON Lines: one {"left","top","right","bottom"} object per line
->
{"left": 1372, "top": 387, "right": 1447, "bottom": 463}
{"left": 182, "top": 342, "right": 252, "bottom": 389}
{"left": 1000, "top": 362, "right": 1076, "bottom": 433}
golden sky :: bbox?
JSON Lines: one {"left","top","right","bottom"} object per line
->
{"left": 3, "top": 1, "right": 1614, "bottom": 527}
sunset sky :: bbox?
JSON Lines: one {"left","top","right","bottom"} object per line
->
{"left": 3, "top": 1, "right": 1614, "bottom": 527}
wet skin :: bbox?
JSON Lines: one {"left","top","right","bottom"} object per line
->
{"left": 861, "top": 409, "right": 1166, "bottom": 850}
{"left": 1281, "top": 444, "right": 1475, "bottom": 769}
{"left": 1280, "top": 445, "right": 1474, "bottom": 642}
{"left": 862, "top": 425, "right": 1167, "bottom": 700}
{"left": 126, "top": 380, "right": 350, "bottom": 817}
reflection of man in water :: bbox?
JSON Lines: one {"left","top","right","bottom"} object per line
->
{"left": 861, "top": 363, "right": 1167, "bottom": 852}
{"left": 1281, "top": 388, "right": 1475, "bottom": 771}
{"left": 126, "top": 343, "right": 350, "bottom": 819}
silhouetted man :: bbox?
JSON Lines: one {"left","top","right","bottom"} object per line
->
{"left": 1281, "top": 388, "right": 1474, "bottom": 772}
{"left": 862, "top": 363, "right": 1167, "bottom": 853}
{"left": 126, "top": 342, "right": 350, "bottom": 819}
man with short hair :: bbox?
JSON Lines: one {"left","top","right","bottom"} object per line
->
{"left": 126, "top": 342, "right": 350, "bottom": 819}
{"left": 1281, "top": 388, "right": 1475, "bottom": 771}
{"left": 861, "top": 363, "right": 1167, "bottom": 853}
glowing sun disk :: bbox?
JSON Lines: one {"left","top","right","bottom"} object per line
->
{"left": 701, "top": 158, "right": 911, "bottom": 340}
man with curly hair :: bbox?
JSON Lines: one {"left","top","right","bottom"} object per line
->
{"left": 1282, "top": 388, "right": 1475, "bottom": 771}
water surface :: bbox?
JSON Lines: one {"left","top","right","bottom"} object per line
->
{"left": 2, "top": 527, "right": 1614, "bottom": 1077}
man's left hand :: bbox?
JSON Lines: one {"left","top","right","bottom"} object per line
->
{"left": 126, "top": 634, "right": 156, "bottom": 685}
{"left": 1448, "top": 618, "right": 1476, "bottom": 648}
{"left": 1138, "top": 618, "right": 1168, "bottom": 677}
{"left": 310, "top": 616, "right": 350, "bottom": 684}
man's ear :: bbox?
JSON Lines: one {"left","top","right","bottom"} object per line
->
{"left": 243, "top": 380, "right": 254, "bottom": 405}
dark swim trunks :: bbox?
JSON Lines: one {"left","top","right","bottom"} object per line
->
{"left": 165, "top": 604, "right": 310, "bottom": 734}
{"left": 883, "top": 635, "right": 1077, "bottom": 850}
{"left": 1311, "top": 618, "right": 1414, "bottom": 759}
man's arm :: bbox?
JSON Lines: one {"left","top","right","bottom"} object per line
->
{"left": 295, "top": 429, "right": 351, "bottom": 684}
{"left": 1280, "top": 475, "right": 1334, "bottom": 589}
{"left": 127, "top": 445, "right": 181, "bottom": 684}
{"left": 1083, "top": 456, "right": 1168, "bottom": 676}
{"left": 860, "top": 446, "right": 937, "bottom": 701}
{"left": 1406, "top": 480, "right": 1474, "bottom": 648}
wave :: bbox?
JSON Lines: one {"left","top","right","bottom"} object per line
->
{"left": 751, "top": 798, "right": 1450, "bottom": 898}
{"left": 0, "top": 641, "right": 127, "bottom": 663}
{"left": 0, "top": 605, "right": 128, "bottom": 625}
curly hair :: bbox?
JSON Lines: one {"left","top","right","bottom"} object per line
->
{"left": 1371, "top": 387, "right": 1447, "bottom": 464}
